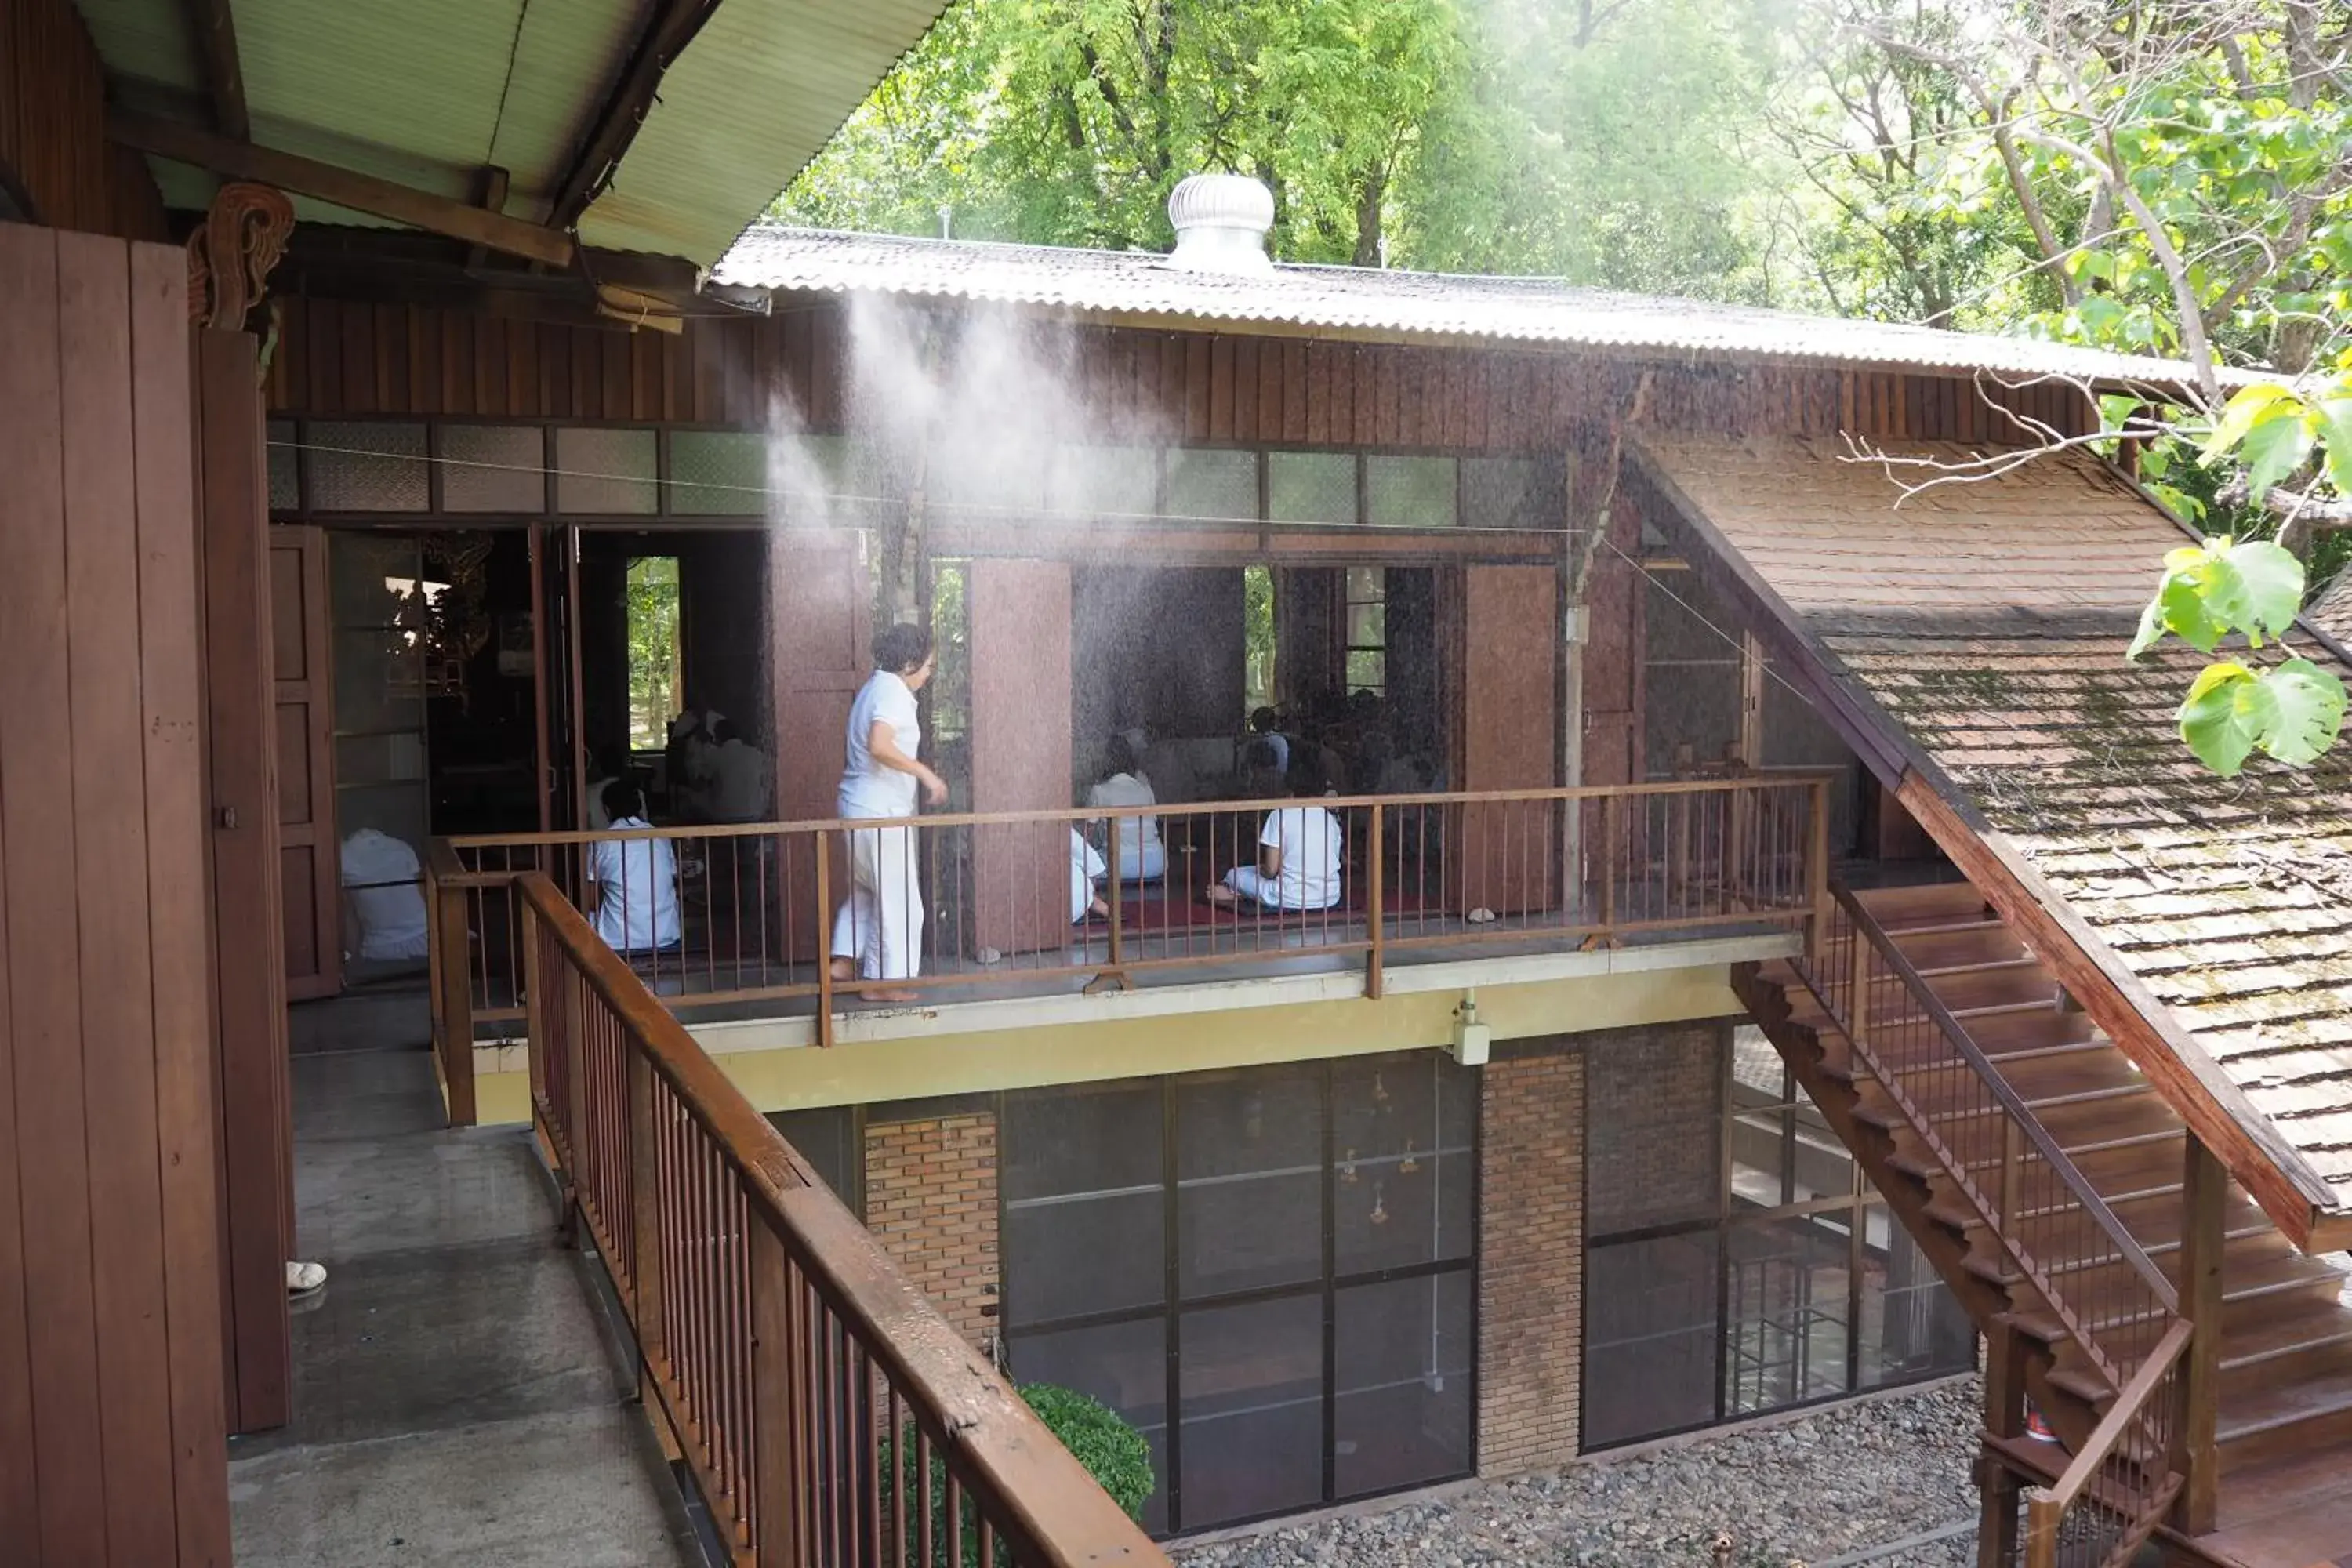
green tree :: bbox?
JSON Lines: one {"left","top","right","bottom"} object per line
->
{"left": 625, "top": 556, "right": 682, "bottom": 750}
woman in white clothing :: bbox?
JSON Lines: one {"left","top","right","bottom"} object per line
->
{"left": 1082, "top": 733, "right": 1166, "bottom": 882}
{"left": 1205, "top": 746, "right": 1345, "bottom": 912}
{"left": 829, "top": 624, "right": 948, "bottom": 1003}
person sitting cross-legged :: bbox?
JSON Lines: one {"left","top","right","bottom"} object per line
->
{"left": 1206, "top": 747, "right": 1344, "bottom": 913}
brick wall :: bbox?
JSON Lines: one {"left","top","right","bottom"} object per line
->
{"left": 1477, "top": 1020, "right": 1731, "bottom": 1476}
{"left": 863, "top": 1109, "right": 1000, "bottom": 1348}
{"left": 1478, "top": 1041, "right": 1586, "bottom": 1476}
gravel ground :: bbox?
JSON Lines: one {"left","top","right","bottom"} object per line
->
{"left": 1176, "top": 1378, "right": 1983, "bottom": 1568}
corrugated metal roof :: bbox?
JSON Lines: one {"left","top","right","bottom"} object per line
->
{"left": 579, "top": 0, "right": 955, "bottom": 260}
{"left": 1643, "top": 432, "right": 2352, "bottom": 1218}
{"left": 714, "top": 224, "right": 2263, "bottom": 391}
{"left": 76, "top": 0, "right": 950, "bottom": 265}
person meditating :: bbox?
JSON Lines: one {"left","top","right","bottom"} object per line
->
{"left": 829, "top": 624, "right": 948, "bottom": 1004}
{"left": 1084, "top": 732, "right": 1166, "bottom": 882}
{"left": 1206, "top": 747, "right": 1344, "bottom": 913}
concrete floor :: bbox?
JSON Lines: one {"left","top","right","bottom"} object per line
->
{"left": 228, "top": 1046, "right": 701, "bottom": 1568}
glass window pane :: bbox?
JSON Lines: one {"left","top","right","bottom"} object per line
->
{"left": 1334, "top": 1056, "right": 1472, "bottom": 1274}
{"left": 307, "top": 421, "right": 428, "bottom": 511}
{"left": 1345, "top": 650, "right": 1385, "bottom": 692}
{"left": 1345, "top": 565, "right": 1384, "bottom": 603}
{"left": 267, "top": 419, "right": 299, "bottom": 512}
{"left": 1725, "top": 1212, "right": 1854, "bottom": 1417}
{"left": 1335, "top": 1272, "right": 1472, "bottom": 1499}
{"left": 554, "top": 426, "right": 657, "bottom": 514}
{"left": 670, "top": 430, "right": 769, "bottom": 516}
{"left": 1049, "top": 445, "right": 1159, "bottom": 518}
{"left": 1346, "top": 602, "right": 1386, "bottom": 648}
{"left": 1268, "top": 451, "right": 1355, "bottom": 525}
{"left": 1583, "top": 1233, "right": 1721, "bottom": 1446}
{"left": 1178, "top": 1294, "right": 1323, "bottom": 1528}
{"left": 1178, "top": 1066, "right": 1322, "bottom": 1298}
{"left": 931, "top": 432, "right": 1046, "bottom": 516}
{"left": 770, "top": 1108, "right": 858, "bottom": 1211}
{"left": 1004, "top": 1083, "right": 1166, "bottom": 1324}
{"left": 1461, "top": 456, "right": 1566, "bottom": 530}
{"left": 1166, "top": 448, "right": 1257, "bottom": 522}
{"left": 1859, "top": 1204, "right": 1976, "bottom": 1390}
{"left": 440, "top": 423, "right": 546, "bottom": 512}
{"left": 1010, "top": 1318, "right": 1171, "bottom": 1534}
{"left": 1366, "top": 456, "right": 1456, "bottom": 529}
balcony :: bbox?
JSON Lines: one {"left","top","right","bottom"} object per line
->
{"left": 425, "top": 775, "right": 1834, "bottom": 1116}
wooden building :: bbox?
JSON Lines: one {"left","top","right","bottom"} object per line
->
{"left": 12, "top": 0, "right": 2352, "bottom": 1563}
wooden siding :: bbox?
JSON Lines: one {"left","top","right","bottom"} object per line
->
{"left": 267, "top": 296, "right": 2100, "bottom": 447}
{"left": 968, "top": 558, "right": 1075, "bottom": 956}
{"left": 0, "top": 223, "right": 230, "bottom": 1565}
{"left": 0, "top": 0, "right": 169, "bottom": 240}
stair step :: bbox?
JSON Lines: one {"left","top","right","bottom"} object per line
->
{"left": 1915, "top": 956, "right": 2058, "bottom": 1013}
{"left": 1957, "top": 1007, "right": 2103, "bottom": 1055}
{"left": 2221, "top": 1295, "right": 2352, "bottom": 1379}
{"left": 1887, "top": 921, "right": 2025, "bottom": 971}
{"left": 2009, "top": 1236, "right": 2344, "bottom": 1356}
{"left": 1853, "top": 881, "right": 1993, "bottom": 927}
{"left": 2220, "top": 1352, "right": 2352, "bottom": 1472}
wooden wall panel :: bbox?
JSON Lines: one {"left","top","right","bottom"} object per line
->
{"left": 0, "top": 0, "right": 169, "bottom": 241}
{"left": 769, "top": 533, "right": 869, "bottom": 960}
{"left": 968, "top": 560, "right": 1074, "bottom": 956}
{"left": 197, "top": 328, "right": 296, "bottom": 1433}
{"left": 0, "top": 221, "right": 230, "bottom": 1566}
{"left": 1454, "top": 564, "right": 1559, "bottom": 915}
{"left": 271, "top": 526, "right": 339, "bottom": 1003}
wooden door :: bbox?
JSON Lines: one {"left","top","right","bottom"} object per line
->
{"left": 195, "top": 326, "right": 295, "bottom": 1433}
{"left": 969, "top": 559, "right": 1073, "bottom": 957}
{"left": 771, "top": 532, "right": 871, "bottom": 961}
{"left": 0, "top": 223, "right": 233, "bottom": 1563}
{"left": 272, "top": 526, "right": 339, "bottom": 1000}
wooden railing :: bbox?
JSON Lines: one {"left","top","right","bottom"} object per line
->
{"left": 1790, "top": 883, "right": 2195, "bottom": 1568}
{"left": 433, "top": 773, "right": 1832, "bottom": 1054}
{"left": 517, "top": 869, "right": 1170, "bottom": 1568}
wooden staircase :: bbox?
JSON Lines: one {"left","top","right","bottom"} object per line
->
{"left": 1735, "top": 878, "right": 2352, "bottom": 1568}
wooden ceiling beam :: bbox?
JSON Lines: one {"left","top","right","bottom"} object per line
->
{"left": 183, "top": 0, "right": 250, "bottom": 141}
{"left": 110, "top": 111, "right": 578, "bottom": 268}
{"left": 549, "top": 0, "right": 724, "bottom": 230}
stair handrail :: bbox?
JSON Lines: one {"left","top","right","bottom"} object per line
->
{"left": 2023, "top": 1319, "right": 2194, "bottom": 1568}
{"left": 1830, "top": 884, "right": 2180, "bottom": 1316}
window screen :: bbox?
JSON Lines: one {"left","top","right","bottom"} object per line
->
{"left": 308, "top": 422, "right": 429, "bottom": 511}
{"left": 441, "top": 424, "right": 546, "bottom": 513}
{"left": 1366, "top": 456, "right": 1456, "bottom": 529}
{"left": 1268, "top": 451, "right": 1356, "bottom": 524}
{"left": 554, "top": 427, "right": 658, "bottom": 514}
{"left": 669, "top": 430, "right": 770, "bottom": 516}
{"left": 1166, "top": 448, "right": 1258, "bottom": 523}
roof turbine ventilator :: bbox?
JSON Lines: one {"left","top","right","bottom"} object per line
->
{"left": 1164, "top": 173, "right": 1276, "bottom": 275}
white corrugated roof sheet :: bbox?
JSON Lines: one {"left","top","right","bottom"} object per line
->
{"left": 716, "top": 223, "right": 2256, "bottom": 390}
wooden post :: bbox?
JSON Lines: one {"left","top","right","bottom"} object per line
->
{"left": 2172, "top": 1134, "right": 2225, "bottom": 1535}
{"left": 1805, "top": 777, "right": 1831, "bottom": 961}
{"left": 1365, "top": 804, "right": 1385, "bottom": 1000}
{"left": 628, "top": 1045, "right": 666, "bottom": 1368}
{"left": 1979, "top": 1320, "right": 2027, "bottom": 1568}
{"left": 436, "top": 876, "right": 477, "bottom": 1125}
{"left": 560, "top": 915, "right": 590, "bottom": 1250}
{"left": 1998, "top": 1118, "right": 2023, "bottom": 1233}
{"left": 521, "top": 897, "right": 546, "bottom": 1114}
{"left": 750, "top": 1218, "right": 803, "bottom": 1568}
{"left": 814, "top": 829, "right": 835, "bottom": 1051}
{"left": 1846, "top": 904, "right": 1872, "bottom": 1051}
{"left": 1597, "top": 793, "right": 1621, "bottom": 935}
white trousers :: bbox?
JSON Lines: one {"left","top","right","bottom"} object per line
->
{"left": 831, "top": 822, "right": 924, "bottom": 980}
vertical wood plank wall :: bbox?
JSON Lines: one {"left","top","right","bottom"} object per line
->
{"left": 0, "top": 0, "right": 169, "bottom": 240}
{"left": 768, "top": 533, "right": 870, "bottom": 960}
{"left": 201, "top": 328, "right": 298, "bottom": 1435}
{"left": 967, "top": 559, "right": 1076, "bottom": 956}
{"left": 272, "top": 525, "right": 342, "bottom": 1003}
{"left": 263, "top": 296, "right": 2102, "bottom": 449}
{"left": 0, "top": 223, "right": 232, "bottom": 1566}
{"left": 1454, "top": 566, "right": 1561, "bottom": 913}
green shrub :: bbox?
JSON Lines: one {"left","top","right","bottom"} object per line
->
{"left": 879, "top": 1383, "right": 1156, "bottom": 1559}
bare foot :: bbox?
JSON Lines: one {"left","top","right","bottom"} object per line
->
{"left": 859, "top": 988, "right": 920, "bottom": 1004}
{"left": 1203, "top": 885, "right": 1238, "bottom": 906}
{"left": 829, "top": 957, "right": 855, "bottom": 982}
{"left": 1088, "top": 897, "right": 1111, "bottom": 920}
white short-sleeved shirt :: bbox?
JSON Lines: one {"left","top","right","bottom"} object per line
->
{"left": 840, "top": 671, "right": 922, "bottom": 819}
{"left": 590, "top": 818, "right": 681, "bottom": 952}
{"left": 1085, "top": 771, "right": 1161, "bottom": 860}
{"left": 1260, "top": 804, "right": 1344, "bottom": 909}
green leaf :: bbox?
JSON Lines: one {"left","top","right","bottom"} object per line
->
{"left": 2319, "top": 397, "right": 2352, "bottom": 497}
{"left": 2199, "top": 539, "right": 2306, "bottom": 646}
{"left": 2202, "top": 383, "right": 2298, "bottom": 461}
{"left": 2252, "top": 658, "right": 2349, "bottom": 767}
{"left": 2239, "top": 407, "right": 2316, "bottom": 503}
{"left": 2178, "top": 661, "right": 2261, "bottom": 776}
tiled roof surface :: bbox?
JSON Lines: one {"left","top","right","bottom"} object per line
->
{"left": 1644, "top": 434, "right": 2352, "bottom": 1215}
{"left": 714, "top": 224, "right": 2254, "bottom": 392}
{"left": 2312, "top": 567, "right": 2352, "bottom": 649}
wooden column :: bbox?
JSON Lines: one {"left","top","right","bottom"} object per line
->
{"left": 969, "top": 558, "right": 1073, "bottom": 956}
{"left": 2173, "top": 1134, "right": 2226, "bottom": 1535}
{"left": 0, "top": 222, "right": 231, "bottom": 1563}
{"left": 1452, "top": 564, "right": 1559, "bottom": 916}
{"left": 195, "top": 324, "right": 297, "bottom": 1431}
{"left": 1977, "top": 1321, "right": 2028, "bottom": 1568}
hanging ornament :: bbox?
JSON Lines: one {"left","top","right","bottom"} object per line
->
{"left": 1369, "top": 1182, "right": 1389, "bottom": 1226}
{"left": 1340, "top": 1148, "right": 1359, "bottom": 1185}
{"left": 1372, "top": 1071, "right": 1390, "bottom": 1109}
{"left": 1399, "top": 1137, "right": 1421, "bottom": 1175}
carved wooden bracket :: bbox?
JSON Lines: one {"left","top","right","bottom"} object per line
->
{"left": 187, "top": 180, "right": 296, "bottom": 330}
